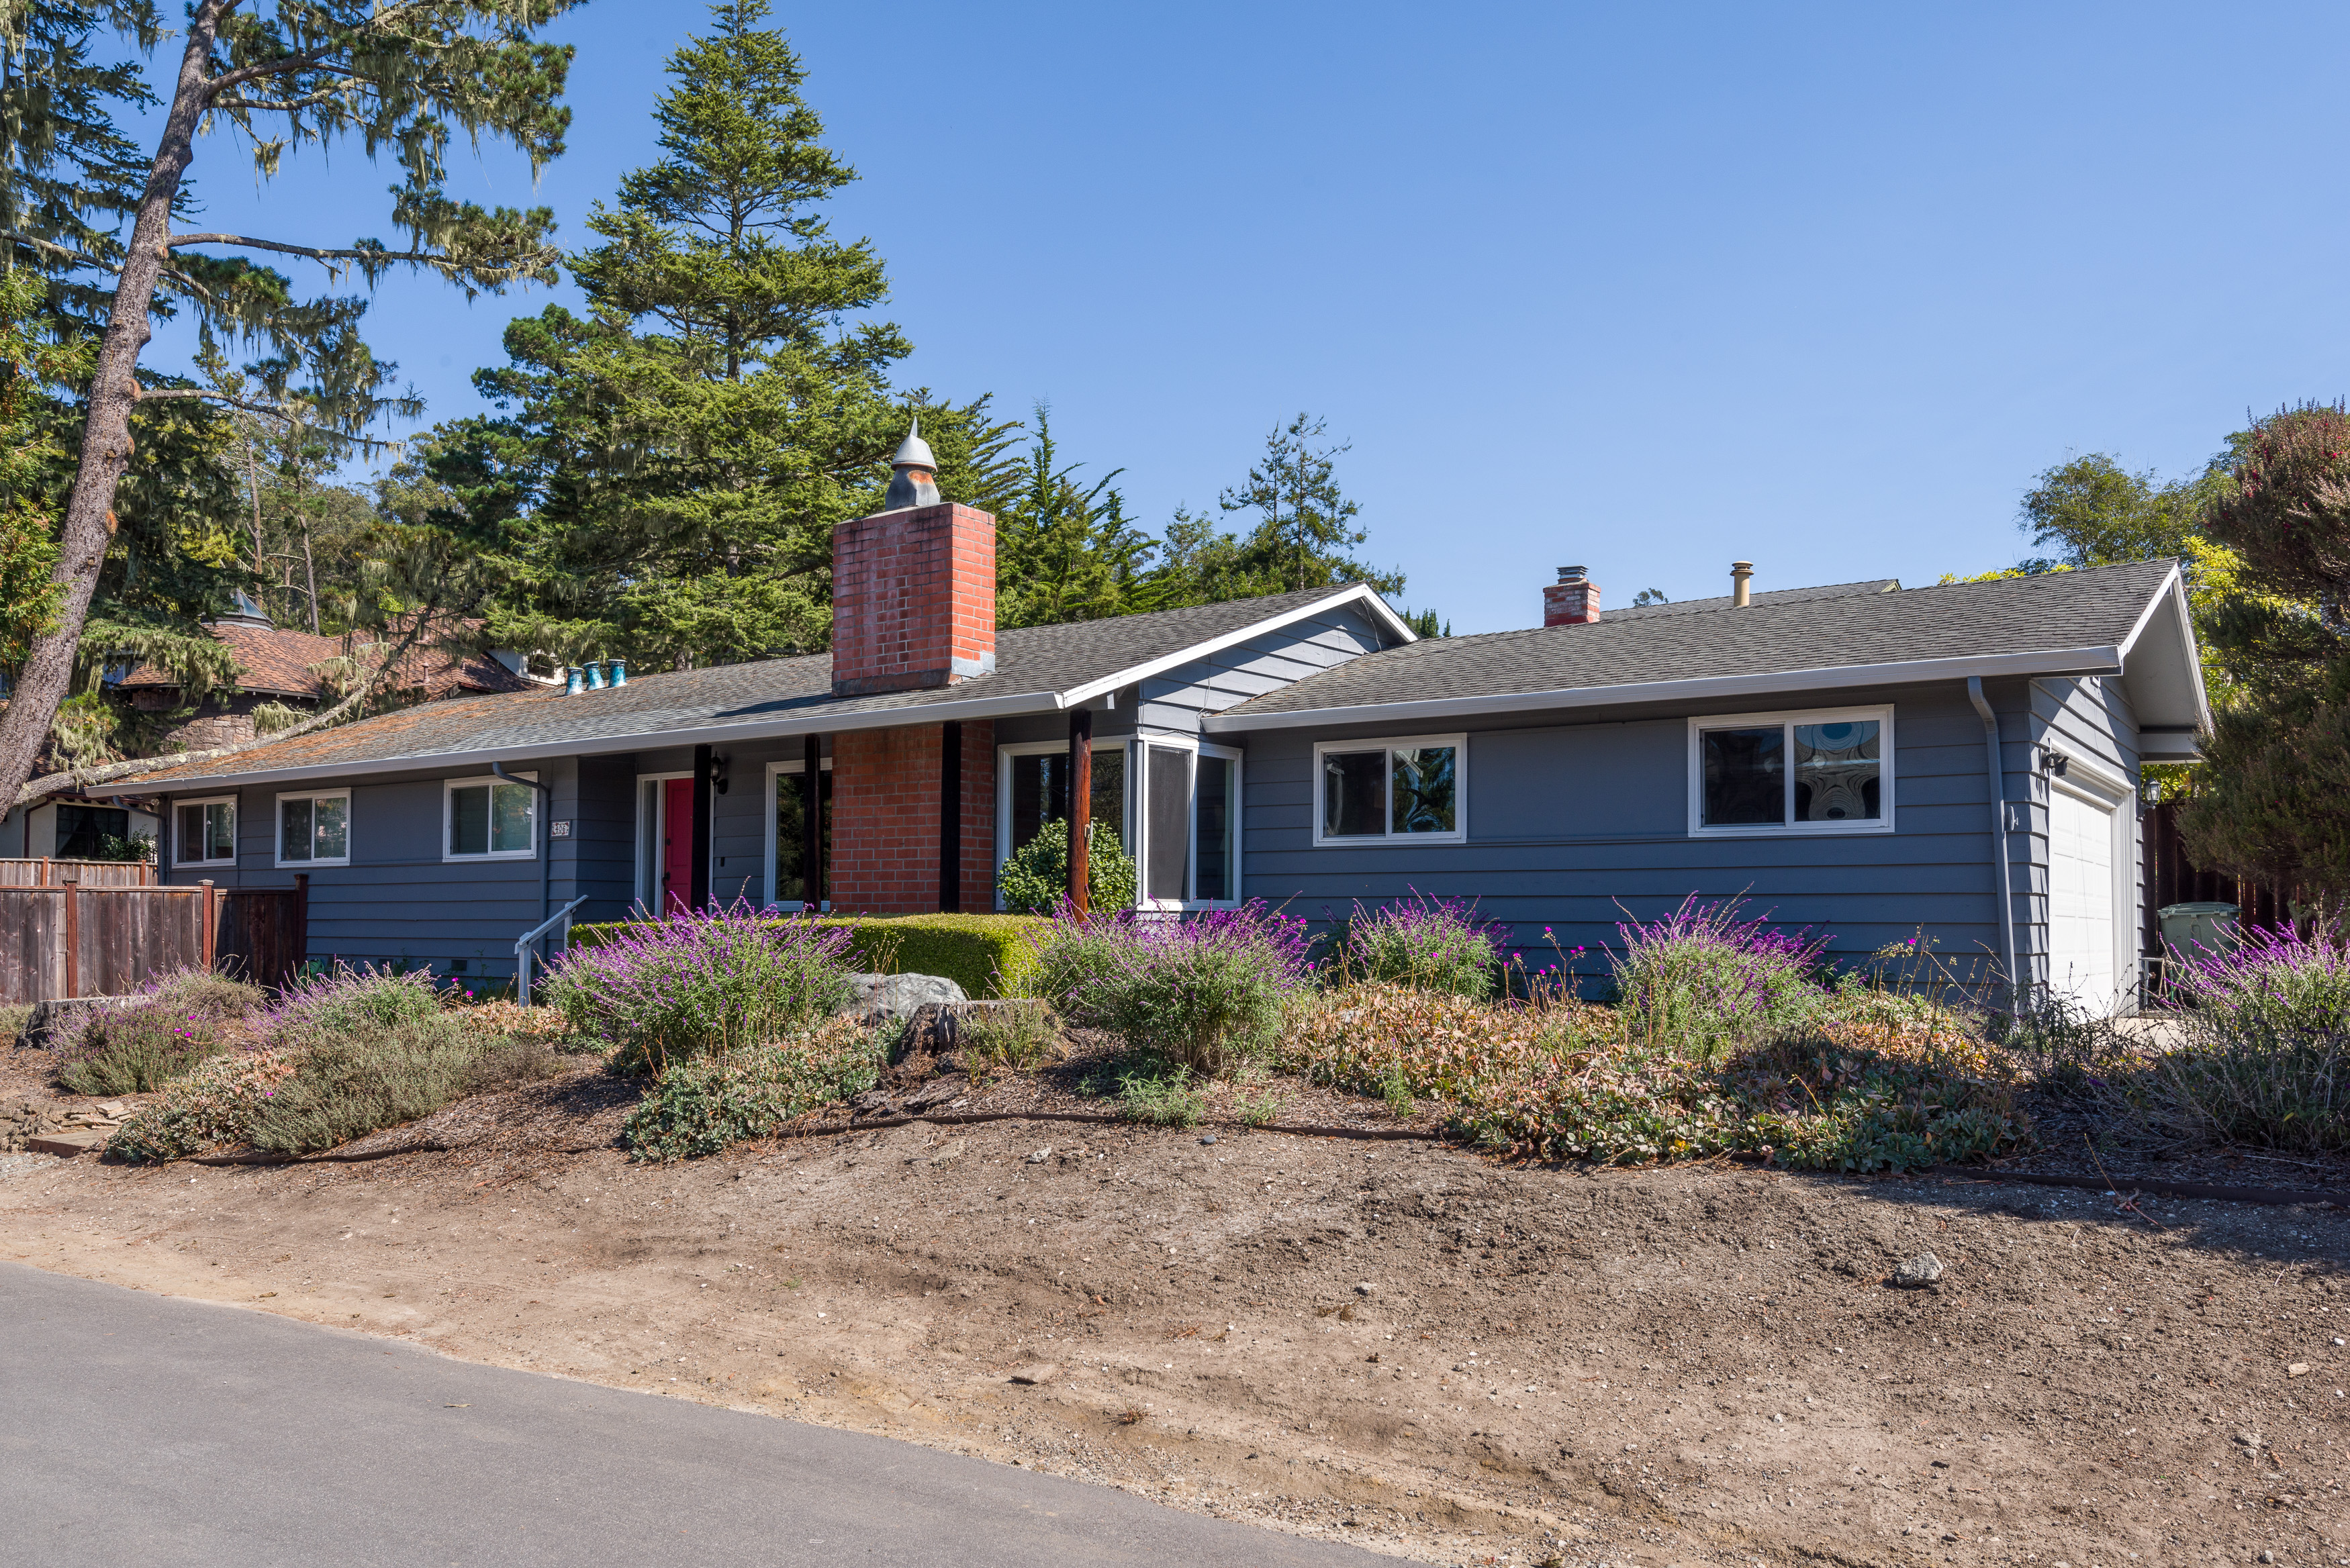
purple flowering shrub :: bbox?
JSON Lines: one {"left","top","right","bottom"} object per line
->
{"left": 54, "top": 969, "right": 265, "bottom": 1095}
{"left": 1020, "top": 902, "right": 1313, "bottom": 1075}
{"left": 2173, "top": 924, "right": 2350, "bottom": 1038}
{"left": 267, "top": 965, "right": 443, "bottom": 1046}
{"left": 1337, "top": 893, "right": 1507, "bottom": 999}
{"left": 2132, "top": 922, "right": 2350, "bottom": 1152}
{"left": 1613, "top": 896, "right": 1829, "bottom": 1063}
{"left": 545, "top": 903, "right": 857, "bottom": 1075}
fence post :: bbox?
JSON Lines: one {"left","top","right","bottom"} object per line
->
{"left": 62, "top": 875, "right": 79, "bottom": 998}
{"left": 200, "top": 880, "right": 216, "bottom": 971}
{"left": 40, "top": 855, "right": 50, "bottom": 887}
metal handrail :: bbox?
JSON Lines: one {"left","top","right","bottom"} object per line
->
{"left": 514, "top": 895, "right": 590, "bottom": 1006}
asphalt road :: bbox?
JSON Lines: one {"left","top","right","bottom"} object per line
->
{"left": 1, "top": 1263, "right": 1384, "bottom": 1568}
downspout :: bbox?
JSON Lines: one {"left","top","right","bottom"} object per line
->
{"left": 491, "top": 761, "right": 553, "bottom": 981}
{"left": 1967, "top": 678, "right": 2020, "bottom": 1012}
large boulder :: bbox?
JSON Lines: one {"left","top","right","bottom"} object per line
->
{"left": 843, "top": 972, "right": 968, "bottom": 1028}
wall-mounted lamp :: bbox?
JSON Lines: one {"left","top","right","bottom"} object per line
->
{"left": 706, "top": 753, "right": 730, "bottom": 795}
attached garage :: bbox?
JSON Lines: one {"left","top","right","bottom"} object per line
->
{"left": 2046, "top": 779, "right": 2124, "bottom": 1014}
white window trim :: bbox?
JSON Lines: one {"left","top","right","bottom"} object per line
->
{"left": 274, "top": 787, "right": 351, "bottom": 868}
{"left": 1686, "top": 705, "right": 1895, "bottom": 838}
{"left": 994, "top": 736, "right": 1133, "bottom": 908}
{"left": 762, "top": 756, "right": 833, "bottom": 911}
{"left": 440, "top": 772, "right": 539, "bottom": 863}
{"left": 1310, "top": 732, "right": 1468, "bottom": 847}
{"left": 633, "top": 771, "right": 695, "bottom": 910}
{"left": 1131, "top": 733, "right": 1246, "bottom": 911}
{"left": 174, "top": 794, "right": 238, "bottom": 867}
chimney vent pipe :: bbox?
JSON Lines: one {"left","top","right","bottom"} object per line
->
{"left": 1732, "top": 561, "right": 1754, "bottom": 608}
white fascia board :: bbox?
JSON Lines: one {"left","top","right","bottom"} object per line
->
{"left": 2114, "top": 569, "right": 2211, "bottom": 732}
{"left": 1202, "top": 647, "right": 2124, "bottom": 734}
{"left": 141, "top": 687, "right": 1066, "bottom": 793}
{"left": 1057, "top": 585, "right": 1415, "bottom": 709}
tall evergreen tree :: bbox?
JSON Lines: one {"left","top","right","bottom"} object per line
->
{"left": 0, "top": 0, "right": 577, "bottom": 808}
{"left": 477, "top": 0, "right": 1012, "bottom": 669}
{"left": 1216, "top": 413, "right": 1401, "bottom": 596}
{"left": 994, "top": 405, "right": 1152, "bottom": 629}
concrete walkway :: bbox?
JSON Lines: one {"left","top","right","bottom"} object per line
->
{"left": 1, "top": 1263, "right": 1382, "bottom": 1568}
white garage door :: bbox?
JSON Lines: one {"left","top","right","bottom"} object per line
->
{"left": 2047, "top": 785, "right": 2117, "bottom": 1013}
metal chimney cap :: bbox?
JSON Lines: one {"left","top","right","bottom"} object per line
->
{"left": 891, "top": 415, "right": 937, "bottom": 471}
{"left": 1730, "top": 560, "right": 1754, "bottom": 574}
{"left": 1557, "top": 565, "right": 1587, "bottom": 582}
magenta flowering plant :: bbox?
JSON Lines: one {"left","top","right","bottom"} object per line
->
{"left": 1021, "top": 901, "right": 1311, "bottom": 1075}
{"left": 1611, "top": 895, "right": 1831, "bottom": 1064}
{"left": 53, "top": 969, "right": 265, "bottom": 1096}
{"left": 2173, "top": 922, "right": 2350, "bottom": 1039}
{"left": 1336, "top": 891, "right": 1508, "bottom": 999}
{"left": 543, "top": 902, "right": 856, "bottom": 1075}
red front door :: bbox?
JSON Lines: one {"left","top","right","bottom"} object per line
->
{"left": 661, "top": 778, "right": 694, "bottom": 914}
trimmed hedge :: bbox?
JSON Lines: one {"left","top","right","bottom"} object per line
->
{"left": 567, "top": 912, "right": 1045, "bottom": 999}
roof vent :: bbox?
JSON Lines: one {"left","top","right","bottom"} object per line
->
{"left": 1732, "top": 560, "right": 1754, "bottom": 608}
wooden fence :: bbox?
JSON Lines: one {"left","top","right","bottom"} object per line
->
{"left": 0, "top": 857, "right": 154, "bottom": 888}
{"left": 0, "top": 875, "right": 308, "bottom": 1003}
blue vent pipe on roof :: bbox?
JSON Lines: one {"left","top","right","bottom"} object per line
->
{"left": 564, "top": 667, "right": 583, "bottom": 695}
{"left": 584, "top": 660, "right": 607, "bottom": 691}
{"left": 610, "top": 658, "right": 627, "bottom": 687}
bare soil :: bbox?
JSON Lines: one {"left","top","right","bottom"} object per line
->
{"left": 5, "top": 1055, "right": 2350, "bottom": 1568}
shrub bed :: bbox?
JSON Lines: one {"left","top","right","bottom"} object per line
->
{"left": 54, "top": 971, "right": 264, "bottom": 1095}
{"left": 620, "top": 1016, "right": 886, "bottom": 1161}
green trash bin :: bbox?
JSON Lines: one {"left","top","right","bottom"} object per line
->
{"left": 2158, "top": 901, "right": 2241, "bottom": 963}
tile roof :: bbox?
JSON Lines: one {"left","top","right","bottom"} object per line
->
{"left": 117, "top": 621, "right": 530, "bottom": 701}
{"left": 1208, "top": 560, "right": 2183, "bottom": 727}
{"left": 126, "top": 584, "right": 1388, "bottom": 788}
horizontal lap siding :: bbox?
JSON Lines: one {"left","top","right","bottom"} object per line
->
{"left": 2020, "top": 675, "right": 2145, "bottom": 990}
{"left": 160, "top": 757, "right": 620, "bottom": 977}
{"left": 1135, "top": 607, "right": 1386, "bottom": 735}
{"left": 1240, "top": 681, "right": 2020, "bottom": 984}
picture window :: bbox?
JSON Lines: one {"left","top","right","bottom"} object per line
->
{"left": 1689, "top": 709, "right": 1891, "bottom": 836}
{"left": 1313, "top": 736, "right": 1464, "bottom": 845}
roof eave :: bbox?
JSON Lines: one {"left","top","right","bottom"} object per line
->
{"left": 142, "top": 685, "right": 1067, "bottom": 793}
{"left": 1056, "top": 584, "right": 1413, "bottom": 709}
{"left": 1201, "top": 646, "right": 2126, "bottom": 734}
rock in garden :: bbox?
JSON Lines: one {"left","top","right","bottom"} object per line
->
{"left": 1891, "top": 1252, "right": 1944, "bottom": 1287}
{"left": 1354, "top": 1282, "right": 1378, "bottom": 1297}
{"left": 845, "top": 973, "right": 968, "bottom": 1027}
{"left": 13, "top": 996, "right": 115, "bottom": 1051}
{"left": 1007, "top": 1363, "right": 1059, "bottom": 1385}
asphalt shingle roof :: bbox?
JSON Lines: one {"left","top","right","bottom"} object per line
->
{"left": 1211, "top": 560, "right": 2179, "bottom": 722}
{"left": 118, "top": 620, "right": 530, "bottom": 700}
{"left": 128, "top": 585, "right": 1374, "bottom": 786}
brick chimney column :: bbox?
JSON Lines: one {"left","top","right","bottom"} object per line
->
{"left": 831, "top": 501, "right": 997, "bottom": 696}
{"left": 1543, "top": 566, "right": 1601, "bottom": 626}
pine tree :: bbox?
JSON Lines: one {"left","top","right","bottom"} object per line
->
{"left": 0, "top": 0, "right": 577, "bottom": 808}
{"left": 476, "top": 0, "right": 1007, "bottom": 669}
{"left": 1217, "top": 413, "right": 1401, "bottom": 596}
{"left": 995, "top": 405, "right": 1153, "bottom": 629}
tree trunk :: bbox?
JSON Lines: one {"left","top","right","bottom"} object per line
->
{"left": 0, "top": 1, "right": 227, "bottom": 805}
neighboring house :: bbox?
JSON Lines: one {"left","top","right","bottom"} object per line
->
{"left": 113, "top": 594, "right": 536, "bottom": 752}
{"left": 122, "top": 428, "right": 2206, "bottom": 1012}
{"left": 0, "top": 791, "right": 160, "bottom": 861}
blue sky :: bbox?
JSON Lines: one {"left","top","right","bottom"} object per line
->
{"left": 141, "top": 1, "right": 2350, "bottom": 634}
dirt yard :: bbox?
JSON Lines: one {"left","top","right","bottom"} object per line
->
{"left": 5, "top": 1063, "right": 2349, "bottom": 1568}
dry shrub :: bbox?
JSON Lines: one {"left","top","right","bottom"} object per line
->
{"left": 54, "top": 971, "right": 266, "bottom": 1096}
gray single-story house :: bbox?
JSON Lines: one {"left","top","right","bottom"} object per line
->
{"left": 128, "top": 428, "right": 2206, "bottom": 1012}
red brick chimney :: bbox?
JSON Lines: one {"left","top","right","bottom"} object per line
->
{"left": 831, "top": 420, "right": 998, "bottom": 696}
{"left": 1543, "top": 565, "right": 1600, "bottom": 626}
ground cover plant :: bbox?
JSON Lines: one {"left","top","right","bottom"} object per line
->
{"left": 620, "top": 1016, "right": 886, "bottom": 1161}
{"left": 547, "top": 903, "right": 856, "bottom": 1075}
{"left": 54, "top": 971, "right": 265, "bottom": 1096}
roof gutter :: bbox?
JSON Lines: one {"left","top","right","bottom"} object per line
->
{"left": 136, "top": 686, "right": 1067, "bottom": 793}
{"left": 1967, "top": 677, "right": 2022, "bottom": 1014}
{"left": 1203, "top": 646, "right": 2125, "bottom": 734}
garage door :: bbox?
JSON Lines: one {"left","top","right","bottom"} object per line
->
{"left": 2047, "top": 785, "right": 2117, "bottom": 1013}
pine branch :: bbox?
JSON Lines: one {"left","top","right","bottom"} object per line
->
{"left": 203, "top": 1, "right": 440, "bottom": 94}
{"left": 131, "top": 387, "right": 406, "bottom": 449}
{"left": 167, "top": 232, "right": 540, "bottom": 279}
